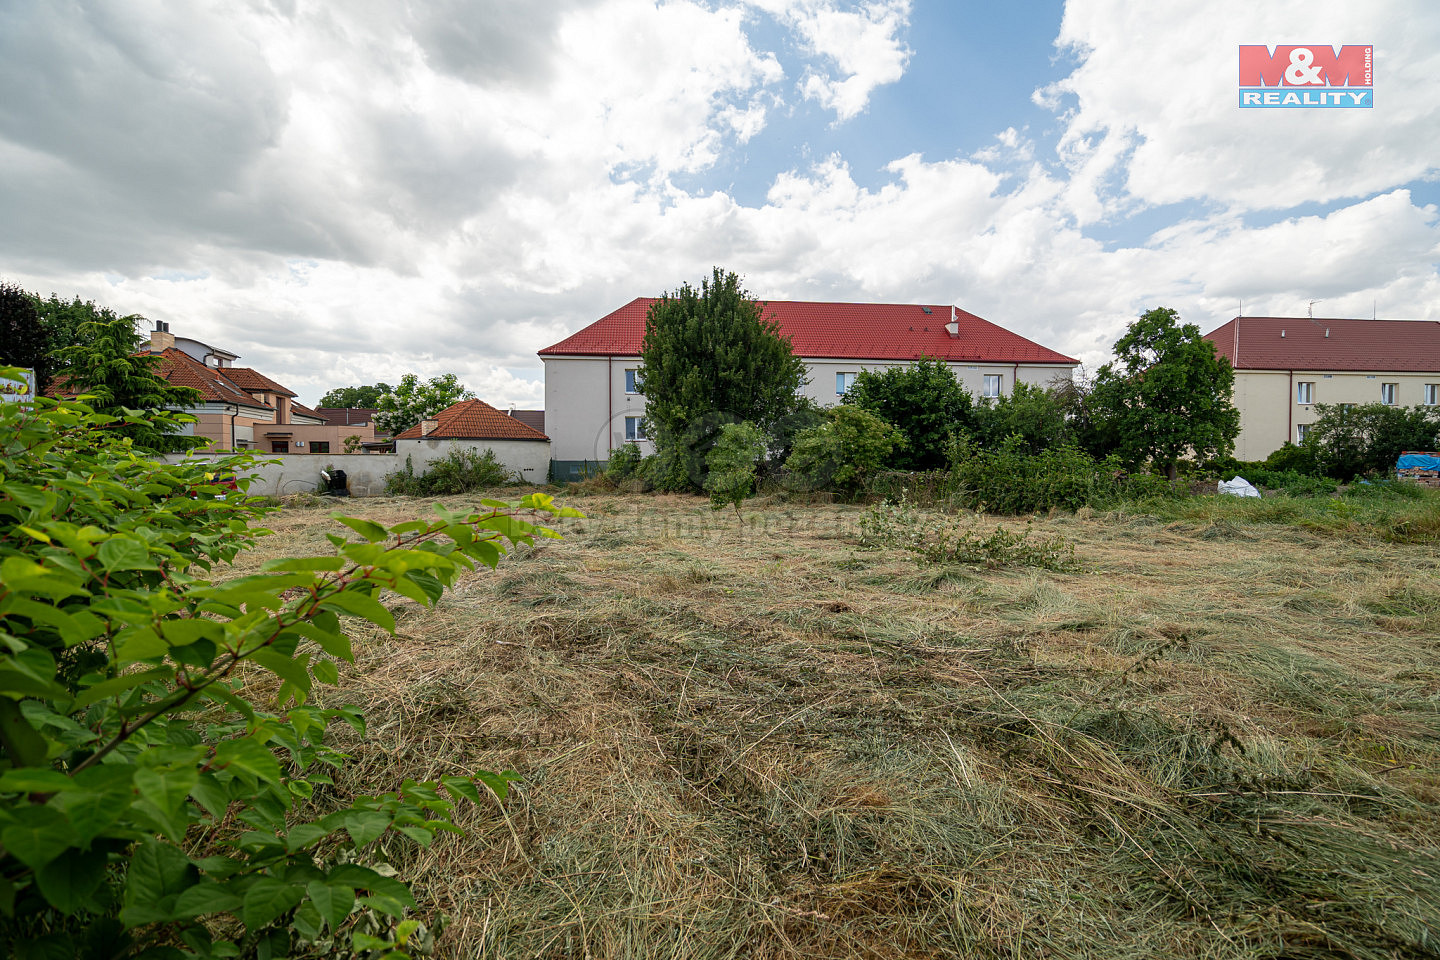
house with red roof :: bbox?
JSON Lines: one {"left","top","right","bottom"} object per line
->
{"left": 538, "top": 297, "right": 1078, "bottom": 476}
{"left": 145, "top": 323, "right": 375, "bottom": 454}
{"left": 393, "top": 398, "right": 550, "bottom": 482}
{"left": 1203, "top": 316, "right": 1440, "bottom": 460}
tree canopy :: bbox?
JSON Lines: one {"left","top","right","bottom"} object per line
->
{"left": 1088, "top": 307, "right": 1240, "bottom": 479}
{"left": 841, "top": 357, "right": 973, "bottom": 470}
{"left": 1303, "top": 402, "right": 1440, "bottom": 481}
{"left": 373, "top": 373, "right": 473, "bottom": 435}
{"left": 318, "top": 383, "right": 392, "bottom": 408}
{"left": 0, "top": 283, "right": 51, "bottom": 392}
{"left": 639, "top": 268, "right": 805, "bottom": 489}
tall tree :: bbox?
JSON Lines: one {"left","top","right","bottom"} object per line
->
{"left": 639, "top": 268, "right": 805, "bottom": 490}
{"left": 55, "top": 313, "right": 204, "bottom": 452}
{"left": 1089, "top": 307, "right": 1241, "bottom": 480}
{"left": 0, "top": 282, "right": 52, "bottom": 391}
{"left": 373, "top": 373, "right": 473, "bottom": 435}
{"left": 1304, "top": 402, "right": 1440, "bottom": 481}
{"left": 318, "top": 383, "right": 392, "bottom": 408}
{"left": 842, "top": 356, "right": 973, "bottom": 470}
{"left": 972, "top": 380, "right": 1070, "bottom": 455}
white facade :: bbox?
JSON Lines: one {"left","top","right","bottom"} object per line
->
{"left": 543, "top": 353, "right": 1076, "bottom": 465}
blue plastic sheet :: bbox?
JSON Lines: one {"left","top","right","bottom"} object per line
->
{"left": 1396, "top": 454, "right": 1440, "bottom": 470}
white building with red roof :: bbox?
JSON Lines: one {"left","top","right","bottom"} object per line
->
{"left": 1203, "top": 316, "right": 1440, "bottom": 460}
{"left": 538, "top": 297, "right": 1078, "bottom": 476}
{"left": 393, "top": 398, "right": 550, "bottom": 483}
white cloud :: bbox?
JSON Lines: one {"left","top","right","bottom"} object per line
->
{"left": 754, "top": 0, "right": 912, "bottom": 120}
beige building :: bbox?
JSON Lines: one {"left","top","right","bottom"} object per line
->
{"left": 147, "top": 323, "right": 375, "bottom": 453}
{"left": 539, "top": 298, "right": 1078, "bottom": 478}
{"left": 1204, "top": 316, "right": 1440, "bottom": 461}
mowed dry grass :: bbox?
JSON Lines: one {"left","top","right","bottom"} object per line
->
{"left": 234, "top": 493, "right": 1440, "bottom": 960}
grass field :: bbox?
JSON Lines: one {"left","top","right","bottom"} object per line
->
{"left": 237, "top": 491, "right": 1440, "bottom": 959}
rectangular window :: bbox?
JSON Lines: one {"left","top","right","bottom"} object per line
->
{"left": 624, "top": 416, "right": 647, "bottom": 442}
{"left": 310, "top": 441, "right": 330, "bottom": 454}
{"left": 982, "top": 374, "right": 1002, "bottom": 399}
{"left": 624, "top": 368, "right": 642, "bottom": 394}
{"left": 270, "top": 441, "right": 289, "bottom": 454}
{"left": 1296, "top": 423, "right": 1311, "bottom": 444}
{"left": 836, "top": 372, "right": 857, "bottom": 395}
{"left": 1425, "top": 384, "right": 1438, "bottom": 406}
{"left": 1296, "top": 381, "right": 1314, "bottom": 404}
{"left": 1380, "top": 382, "right": 1397, "bottom": 405}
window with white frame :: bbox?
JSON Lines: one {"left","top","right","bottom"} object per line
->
{"left": 836, "top": 372, "right": 858, "bottom": 395}
{"left": 1425, "top": 384, "right": 1438, "bottom": 406}
{"left": 624, "top": 416, "right": 647, "bottom": 442}
{"left": 1296, "top": 381, "right": 1314, "bottom": 404}
{"left": 624, "top": 368, "right": 643, "bottom": 394}
{"left": 1296, "top": 423, "right": 1311, "bottom": 444}
{"left": 982, "top": 374, "right": 1002, "bottom": 400}
{"left": 1380, "top": 382, "right": 1397, "bottom": 405}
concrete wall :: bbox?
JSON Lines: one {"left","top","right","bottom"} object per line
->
{"left": 393, "top": 438, "right": 550, "bottom": 483}
{"left": 1234, "top": 369, "right": 1440, "bottom": 460}
{"left": 162, "top": 437, "right": 550, "bottom": 497}
{"left": 542, "top": 353, "right": 1077, "bottom": 463}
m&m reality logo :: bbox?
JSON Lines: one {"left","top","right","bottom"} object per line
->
{"left": 1238, "top": 45, "right": 1372, "bottom": 108}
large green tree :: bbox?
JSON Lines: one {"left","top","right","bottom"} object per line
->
{"left": 0, "top": 282, "right": 52, "bottom": 392}
{"left": 1303, "top": 402, "right": 1440, "bottom": 481}
{"left": 842, "top": 356, "right": 973, "bottom": 470}
{"left": 639, "top": 268, "right": 805, "bottom": 490}
{"left": 373, "top": 373, "right": 473, "bottom": 435}
{"left": 1089, "top": 307, "right": 1240, "bottom": 480}
{"left": 55, "top": 313, "right": 204, "bottom": 452}
{"left": 972, "top": 380, "right": 1070, "bottom": 455}
{"left": 317, "top": 383, "right": 392, "bottom": 408}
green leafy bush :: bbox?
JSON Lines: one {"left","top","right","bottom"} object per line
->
{"left": 704, "top": 421, "right": 767, "bottom": 514}
{"left": 784, "top": 407, "right": 901, "bottom": 497}
{"left": 859, "top": 498, "right": 1076, "bottom": 571}
{"left": 384, "top": 448, "right": 512, "bottom": 497}
{"left": 605, "top": 442, "right": 643, "bottom": 482}
{"left": 947, "top": 434, "right": 1173, "bottom": 514}
{"left": 841, "top": 357, "right": 973, "bottom": 469}
{"left": 0, "top": 384, "right": 579, "bottom": 957}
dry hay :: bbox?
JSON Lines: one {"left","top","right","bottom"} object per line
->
{"left": 230, "top": 492, "right": 1440, "bottom": 959}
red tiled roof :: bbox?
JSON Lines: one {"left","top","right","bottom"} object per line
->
{"left": 394, "top": 399, "right": 549, "bottom": 441}
{"left": 152, "top": 349, "right": 273, "bottom": 410}
{"left": 538, "top": 297, "right": 1078, "bottom": 365}
{"left": 1205, "top": 317, "right": 1440, "bottom": 372}
{"left": 223, "top": 367, "right": 298, "bottom": 397}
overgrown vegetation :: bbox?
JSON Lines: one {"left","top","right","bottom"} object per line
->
{"left": 384, "top": 448, "right": 512, "bottom": 496}
{"left": 860, "top": 497, "right": 1077, "bottom": 570}
{"left": 0, "top": 385, "right": 579, "bottom": 957}
{"left": 233, "top": 492, "right": 1440, "bottom": 958}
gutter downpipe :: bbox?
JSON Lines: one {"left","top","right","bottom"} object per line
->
{"left": 1287, "top": 370, "right": 1293, "bottom": 446}
{"left": 230, "top": 405, "right": 238, "bottom": 451}
{"left": 1013, "top": 362, "right": 1019, "bottom": 396}
{"left": 607, "top": 355, "right": 613, "bottom": 462}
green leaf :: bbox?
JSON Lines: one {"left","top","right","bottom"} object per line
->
{"left": 248, "top": 648, "right": 312, "bottom": 692}
{"left": 241, "top": 877, "right": 305, "bottom": 929}
{"left": 342, "top": 809, "right": 392, "bottom": 848}
{"left": 317, "top": 587, "right": 396, "bottom": 633}
{"left": 135, "top": 766, "right": 199, "bottom": 819}
{"left": 439, "top": 775, "right": 481, "bottom": 805}
{"left": 214, "top": 738, "right": 282, "bottom": 786}
{"left": 1, "top": 805, "right": 77, "bottom": 870}
{"left": 311, "top": 659, "right": 339, "bottom": 685}
{"left": 74, "top": 667, "right": 175, "bottom": 708}
{"left": 121, "top": 836, "right": 195, "bottom": 927}
{"left": 35, "top": 846, "right": 107, "bottom": 915}
{"left": 13, "top": 933, "right": 76, "bottom": 960}
{"left": 190, "top": 774, "right": 231, "bottom": 820}
{"left": 98, "top": 537, "right": 153, "bottom": 572}
{"left": 113, "top": 627, "right": 170, "bottom": 662}
{"left": 332, "top": 515, "right": 389, "bottom": 543}
{"left": 305, "top": 880, "right": 356, "bottom": 932}
{"left": 0, "top": 769, "right": 75, "bottom": 794}
{"left": 171, "top": 882, "right": 243, "bottom": 918}
{"left": 284, "top": 822, "right": 330, "bottom": 852}
{"left": 262, "top": 556, "right": 345, "bottom": 573}
{"left": 0, "top": 698, "right": 49, "bottom": 767}
{"left": 395, "top": 825, "right": 434, "bottom": 846}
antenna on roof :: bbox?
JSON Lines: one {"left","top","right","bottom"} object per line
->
{"left": 1373, "top": 299, "right": 1376, "bottom": 321}
{"left": 1238, "top": 298, "right": 1242, "bottom": 317}
{"left": 1307, "top": 299, "right": 1323, "bottom": 319}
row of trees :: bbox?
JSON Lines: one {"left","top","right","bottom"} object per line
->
{"left": 627, "top": 269, "right": 1245, "bottom": 499}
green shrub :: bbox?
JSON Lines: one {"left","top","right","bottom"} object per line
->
{"left": 947, "top": 434, "right": 1172, "bottom": 514}
{"left": 704, "top": 421, "right": 767, "bottom": 513}
{"left": 785, "top": 406, "right": 901, "bottom": 497}
{"left": 385, "top": 448, "right": 512, "bottom": 496}
{"left": 606, "top": 442, "right": 643, "bottom": 482}
{"left": 841, "top": 357, "right": 974, "bottom": 469}
{"left": 859, "top": 497, "right": 1076, "bottom": 571}
{"left": 0, "top": 383, "right": 580, "bottom": 957}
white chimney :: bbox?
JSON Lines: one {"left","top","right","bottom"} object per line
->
{"left": 419, "top": 418, "right": 439, "bottom": 436}
{"left": 945, "top": 305, "right": 959, "bottom": 338}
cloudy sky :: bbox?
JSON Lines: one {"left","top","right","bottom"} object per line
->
{"left": 3, "top": 0, "right": 1437, "bottom": 407}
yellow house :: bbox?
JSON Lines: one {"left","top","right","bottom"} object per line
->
{"left": 1204, "top": 316, "right": 1440, "bottom": 461}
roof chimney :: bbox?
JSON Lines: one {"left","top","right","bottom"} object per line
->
{"left": 945, "top": 305, "right": 959, "bottom": 338}
{"left": 419, "top": 418, "right": 439, "bottom": 437}
{"left": 149, "top": 320, "right": 175, "bottom": 353}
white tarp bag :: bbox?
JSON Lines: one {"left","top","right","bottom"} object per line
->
{"left": 1218, "top": 476, "right": 1261, "bottom": 498}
